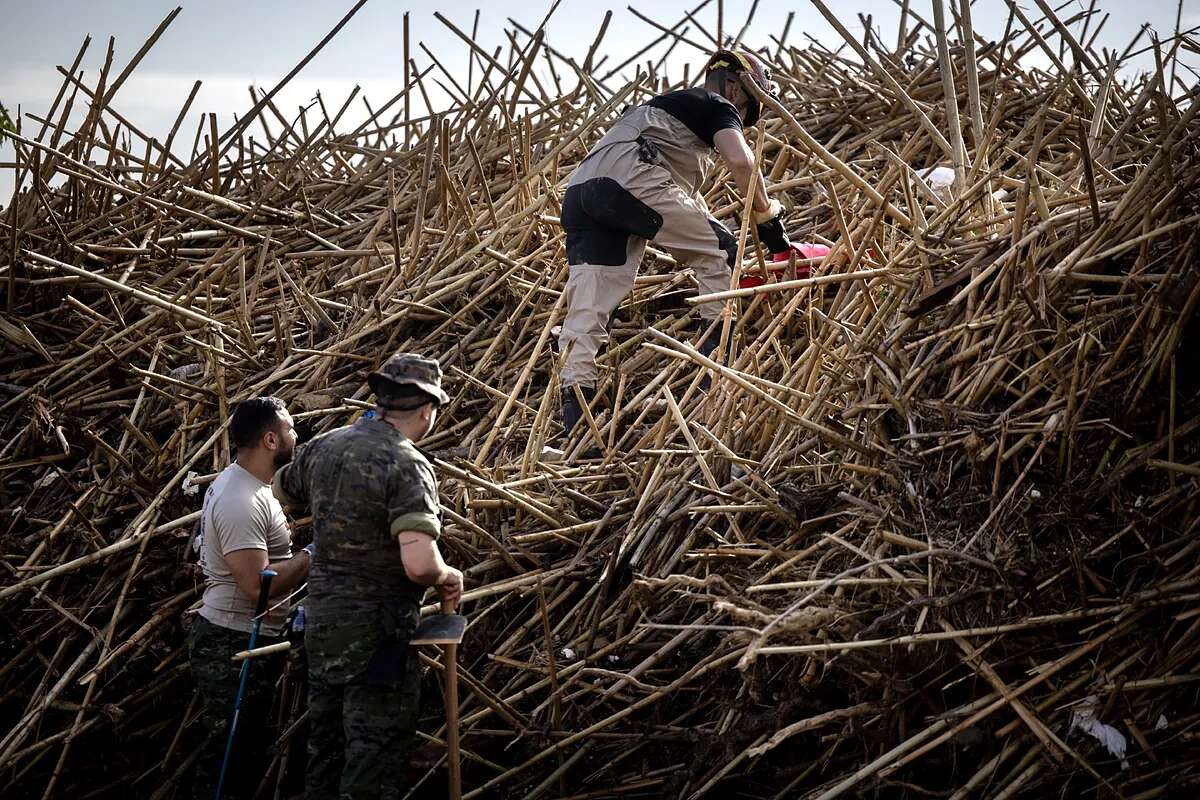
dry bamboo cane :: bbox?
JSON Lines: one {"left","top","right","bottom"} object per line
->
{"left": 2, "top": 7, "right": 1198, "bottom": 799}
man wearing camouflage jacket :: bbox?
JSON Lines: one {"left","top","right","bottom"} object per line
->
{"left": 273, "top": 353, "right": 463, "bottom": 800}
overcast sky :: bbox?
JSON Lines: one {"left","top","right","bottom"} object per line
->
{"left": 2, "top": 0, "right": 1198, "bottom": 201}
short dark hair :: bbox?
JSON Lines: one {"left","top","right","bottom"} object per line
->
{"left": 230, "top": 397, "right": 287, "bottom": 449}
{"left": 376, "top": 382, "right": 438, "bottom": 412}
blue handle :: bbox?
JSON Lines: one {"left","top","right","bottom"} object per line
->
{"left": 252, "top": 569, "right": 278, "bottom": 619}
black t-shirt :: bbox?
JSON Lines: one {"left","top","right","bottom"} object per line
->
{"left": 646, "top": 88, "right": 743, "bottom": 147}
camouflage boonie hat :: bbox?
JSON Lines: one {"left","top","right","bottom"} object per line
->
{"left": 368, "top": 352, "right": 449, "bottom": 406}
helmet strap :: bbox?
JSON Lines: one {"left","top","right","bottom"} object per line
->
{"left": 738, "top": 72, "right": 764, "bottom": 126}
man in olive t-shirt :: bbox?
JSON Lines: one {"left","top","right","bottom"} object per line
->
{"left": 273, "top": 353, "right": 462, "bottom": 800}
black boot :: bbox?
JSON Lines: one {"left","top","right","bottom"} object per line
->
{"left": 561, "top": 385, "right": 596, "bottom": 435}
{"left": 699, "top": 326, "right": 723, "bottom": 359}
{"left": 548, "top": 385, "right": 600, "bottom": 461}
{"left": 698, "top": 325, "right": 725, "bottom": 391}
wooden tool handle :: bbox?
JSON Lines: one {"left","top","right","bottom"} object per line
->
{"left": 231, "top": 641, "right": 292, "bottom": 662}
{"left": 440, "top": 596, "right": 458, "bottom": 615}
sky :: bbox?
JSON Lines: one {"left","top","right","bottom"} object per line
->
{"left": 2, "top": 0, "right": 1198, "bottom": 201}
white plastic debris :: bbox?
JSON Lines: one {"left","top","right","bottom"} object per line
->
{"left": 914, "top": 165, "right": 961, "bottom": 202}
{"left": 1069, "top": 696, "right": 1129, "bottom": 769}
{"left": 169, "top": 362, "right": 203, "bottom": 381}
{"left": 560, "top": 647, "right": 576, "bottom": 661}
{"left": 1030, "top": 488, "right": 1042, "bottom": 500}
{"left": 1155, "top": 714, "right": 1168, "bottom": 731}
{"left": 918, "top": 165, "right": 957, "bottom": 196}
{"left": 182, "top": 470, "right": 201, "bottom": 496}
{"left": 33, "top": 470, "right": 58, "bottom": 491}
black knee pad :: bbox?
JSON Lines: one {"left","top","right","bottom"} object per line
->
{"left": 707, "top": 218, "right": 738, "bottom": 267}
{"left": 562, "top": 178, "right": 663, "bottom": 266}
{"left": 564, "top": 225, "right": 629, "bottom": 266}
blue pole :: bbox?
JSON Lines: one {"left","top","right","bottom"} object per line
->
{"left": 214, "top": 569, "right": 277, "bottom": 800}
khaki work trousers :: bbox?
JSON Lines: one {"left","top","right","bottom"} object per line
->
{"left": 558, "top": 142, "right": 735, "bottom": 388}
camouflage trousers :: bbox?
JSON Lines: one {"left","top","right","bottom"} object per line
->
{"left": 305, "top": 613, "right": 421, "bottom": 800}
{"left": 188, "top": 614, "right": 285, "bottom": 800}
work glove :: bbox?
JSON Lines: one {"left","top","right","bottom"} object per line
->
{"left": 753, "top": 198, "right": 790, "bottom": 254}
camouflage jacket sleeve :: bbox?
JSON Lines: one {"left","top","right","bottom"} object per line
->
{"left": 272, "top": 440, "right": 312, "bottom": 508}
{"left": 387, "top": 458, "right": 441, "bottom": 540}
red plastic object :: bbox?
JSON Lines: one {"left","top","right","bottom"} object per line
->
{"left": 738, "top": 243, "right": 829, "bottom": 289}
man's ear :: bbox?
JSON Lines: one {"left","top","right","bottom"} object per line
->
{"left": 262, "top": 430, "right": 278, "bottom": 451}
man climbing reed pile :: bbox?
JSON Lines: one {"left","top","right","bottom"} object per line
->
{"left": 556, "top": 48, "right": 795, "bottom": 441}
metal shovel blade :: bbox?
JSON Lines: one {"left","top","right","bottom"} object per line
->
{"left": 411, "top": 613, "right": 467, "bottom": 645}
